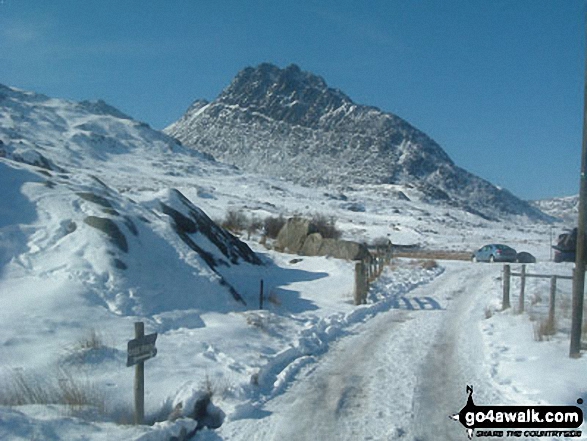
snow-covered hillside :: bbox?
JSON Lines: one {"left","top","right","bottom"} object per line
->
{"left": 0, "top": 84, "right": 584, "bottom": 440}
{"left": 165, "top": 63, "right": 548, "bottom": 221}
{"left": 532, "top": 195, "right": 579, "bottom": 225}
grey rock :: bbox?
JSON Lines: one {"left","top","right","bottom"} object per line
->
{"left": 278, "top": 217, "right": 369, "bottom": 261}
{"left": 299, "top": 232, "right": 323, "bottom": 256}
{"left": 83, "top": 216, "right": 128, "bottom": 253}
{"left": 276, "top": 217, "right": 317, "bottom": 254}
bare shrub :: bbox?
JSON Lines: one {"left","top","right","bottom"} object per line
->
{"left": 533, "top": 318, "right": 556, "bottom": 342}
{"left": 311, "top": 213, "right": 341, "bottom": 240}
{"left": 244, "top": 311, "right": 280, "bottom": 335}
{"left": 264, "top": 215, "right": 286, "bottom": 239}
{"left": 57, "top": 370, "right": 105, "bottom": 414}
{"left": 246, "top": 314, "right": 266, "bottom": 330}
{"left": 530, "top": 293, "right": 543, "bottom": 306}
{"left": 203, "top": 372, "right": 215, "bottom": 398}
{"left": 191, "top": 374, "right": 225, "bottom": 430}
{"left": 3, "top": 369, "right": 52, "bottom": 406}
{"left": 420, "top": 260, "right": 438, "bottom": 271}
{"left": 1, "top": 368, "right": 105, "bottom": 415}
{"left": 78, "top": 328, "right": 105, "bottom": 351}
{"left": 247, "top": 216, "right": 263, "bottom": 238}
{"left": 64, "top": 328, "right": 117, "bottom": 365}
{"left": 221, "top": 209, "right": 249, "bottom": 233}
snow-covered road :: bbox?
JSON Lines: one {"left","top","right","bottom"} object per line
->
{"left": 218, "top": 262, "right": 512, "bottom": 441}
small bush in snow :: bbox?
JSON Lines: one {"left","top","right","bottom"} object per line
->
{"left": 247, "top": 216, "right": 263, "bottom": 237}
{"left": 0, "top": 368, "right": 105, "bottom": 415}
{"left": 78, "top": 328, "right": 105, "bottom": 351}
{"left": 221, "top": 209, "right": 249, "bottom": 233}
{"left": 311, "top": 213, "right": 342, "bottom": 240}
{"left": 420, "top": 260, "right": 438, "bottom": 271}
{"left": 530, "top": 292, "right": 543, "bottom": 306}
{"left": 263, "top": 215, "right": 286, "bottom": 239}
{"left": 64, "top": 328, "right": 117, "bottom": 365}
{"left": 533, "top": 317, "right": 556, "bottom": 342}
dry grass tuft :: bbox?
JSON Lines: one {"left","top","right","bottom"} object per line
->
{"left": 419, "top": 259, "right": 438, "bottom": 271}
{"left": 533, "top": 317, "right": 557, "bottom": 342}
{"left": 0, "top": 368, "right": 105, "bottom": 415}
{"left": 393, "top": 249, "right": 471, "bottom": 261}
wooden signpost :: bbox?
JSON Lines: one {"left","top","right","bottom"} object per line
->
{"left": 127, "top": 322, "right": 157, "bottom": 425}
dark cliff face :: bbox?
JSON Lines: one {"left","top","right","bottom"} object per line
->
{"left": 166, "top": 63, "right": 548, "bottom": 221}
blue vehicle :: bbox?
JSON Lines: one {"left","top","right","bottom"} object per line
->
{"left": 471, "top": 244, "right": 517, "bottom": 263}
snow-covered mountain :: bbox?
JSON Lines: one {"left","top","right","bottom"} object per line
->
{"left": 166, "top": 63, "right": 547, "bottom": 221}
{"left": 531, "top": 194, "right": 579, "bottom": 225}
{"left": 0, "top": 83, "right": 266, "bottom": 316}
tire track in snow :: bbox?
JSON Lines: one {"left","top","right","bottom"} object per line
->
{"left": 223, "top": 263, "right": 513, "bottom": 440}
{"left": 250, "top": 263, "right": 484, "bottom": 440}
{"left": 267, "top": 309, "right": 420, "bottom": 440}
{"left": 410, "top": 263, "right": 535, "bottom": 441}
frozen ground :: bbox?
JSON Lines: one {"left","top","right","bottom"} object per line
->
{"left": 214, "top": 261, "right": 586, "bottom": 441}
{"left": 0, "top": 85, "right": 585, "bottom": 440}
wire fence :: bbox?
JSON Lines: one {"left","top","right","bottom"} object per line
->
{"left": 502, "top": 264, "right": 579, "bottom": 342}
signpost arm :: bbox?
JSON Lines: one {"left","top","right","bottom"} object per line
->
{"left": 134, "top": 321, "right": 145, "bottom": 425}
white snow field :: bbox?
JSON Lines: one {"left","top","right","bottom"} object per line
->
{"left": 0, "top": 85, "right": 585, "bottom": 440}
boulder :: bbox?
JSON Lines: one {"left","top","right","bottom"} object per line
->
{"left": 315, "top": 238, "right": 370, "bottom": 261}
{"left": 278, "top": 217, "right": 370, "bottom": 261}
{"left": 299, "top": 232, "right": 323, "bottom": 256}
{"left": 276, "top": 217, "right": 317, "bottom": 253}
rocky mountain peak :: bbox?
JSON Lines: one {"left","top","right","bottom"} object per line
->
{"left": 217, "top": 63, "right": 352, "bottom": 128}
{"left": 165, "top": 64, "right": 549, "bottom": 221}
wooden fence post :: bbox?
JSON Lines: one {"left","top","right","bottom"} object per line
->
{"left": 518, "top": 264, "right": 526, "bottom": 313}
{"left": 354, "top": 262, "right": 365, "bottom": 305}
{"left": 365, "top": 259, "right": 370, "bottom": 303}
{"left": 549, "top": 276, "right": 557, "bottom": 326}
{"left": 503, "top": 265, "right": 511, "bottom": 310}
{"left": 134, "top": 322, "right": 145, "bottom": 425}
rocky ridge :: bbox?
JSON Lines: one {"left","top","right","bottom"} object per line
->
{"left": 166, "top": 63, "right": 548, "bottom": 221}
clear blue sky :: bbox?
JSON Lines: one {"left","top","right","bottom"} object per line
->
{"left": 0, "top": 0, "right": 585, "bottom": 201}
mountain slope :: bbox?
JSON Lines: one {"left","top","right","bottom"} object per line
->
{"left": 0, "top": 84, "right": 264, "bottom": 316}
{"left": 531, "top": 195, "right": 578, "bottom": 224}
{"left": 166, "top": 63, "right": 547, "bottom": 221}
